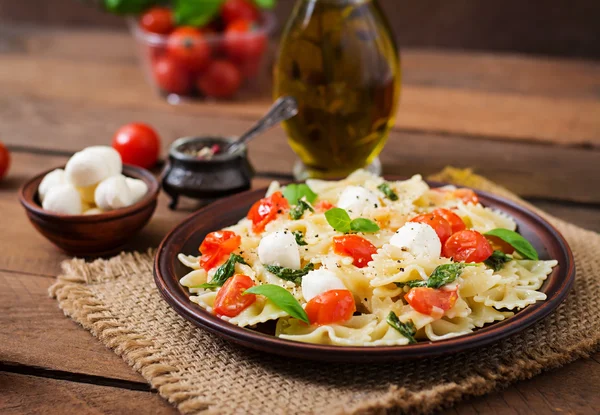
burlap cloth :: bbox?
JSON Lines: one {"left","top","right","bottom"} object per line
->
{"left": 49, "top": 168, "right": 600, "bottom": 414}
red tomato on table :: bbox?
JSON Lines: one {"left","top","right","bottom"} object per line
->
{"left": 305, "top": 290, "right": 356, "bottom": 326}
{"left": 247, "top": 191, "right": 289, "bottom": 233}
{"left": 199, "top": 230, "right": 241, "bottom": 271}
{"left": 167, "top": 27, "right": 212, "bottom": 72}
{"left": 0, "top": 142, "right": 10, "bottom": 181}
{"left": 152, "top": 56, "right": 191, "bottom": 94}
{"left": 432, "top": 208, "right": 466, "bottom": 234}
{"left": 213, "top": 274, "right": 256, "bottom": 317}
{"left": 333, "top": 235, "right": 377, "bottom": 268}
{"left": 221, "top": 0, "right": 260, "bottom": 25}
{"left": 409, "top": 213, "right": 452, "bottom": 244}
{"left": 196, "top": 60, "right": 242, "bottom": 99}
{"left": 443, "top": 230, "right": 493, "bottom": 263}
{"left": 224, "top": 19, "right": 266, "bottom": 64}
{"left": 405, "top": 287, "right": 458, "bottom": 318}
{"left": 139, "top": 7, "right": 174, "bottom": 35}
{"left": 112, "top": 123, "right": 160, "bottom": 169}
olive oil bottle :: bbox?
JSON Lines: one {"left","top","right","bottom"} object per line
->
{"left": 274, "top": 0, "right": 400, "bottom": 179}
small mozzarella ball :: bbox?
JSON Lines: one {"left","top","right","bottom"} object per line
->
{"left": 38, "top": 169, "right": 67, "bottom": 202}
{"left": 42, "top": 184, "right": 83, "bottom": 215}
{"left": 77, "top": 184, "right": 98, "bottom": 204}
{"left": 125, "top": 178, "right": 148, "bottom": 204}
{"left": 83, "top": 146, "right": 122, "bottom": 176}
{"left": 83, "top": 207, "right": 104, "bottom": 215}
{"left": 65, "top": 150, "right": 111, "bottom": 187}
{"left": 258, "top": 231, "right": 300, "bottom": 270}
{"left": 337, "top": 185, "right": 380, "bottom": 216}
{"left": 301, "top": 269, "right": 347, "bottom": 302}
{"left": 94, "top": 175, "right": 134, "bottom": 211}
{"left": 389, "top": 222, "right": 442, "bottom": 258}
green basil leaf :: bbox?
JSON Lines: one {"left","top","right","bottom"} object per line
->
{"left": 386, "top": 311, "right": 417, "bottom": 344}
{"left": 282, "top": 184, "right": 317, "bottom": 205}
{"left": 350, "top": 218, "right": 380, "bottom": 233}
{"left": 253, "top": 0, "right": 276, "bottom": 9}
{"left": 377, "top": 183, "right": 398, "bottom": 201}
{"left": 191, "top": 253, "right": 247, "bottom": 289}
{"left": 289, "top": 199, "right": 314, "bottom": 220}
{"left": 484, "top": 250, "right": 513, "bottom": 271}
{"left": 174, "top": 0, "right": 223, "bottom": 26}
{"left": 485, "top": 229, "right": 539, "bottom": 260}
{"left": 293, "top": 231, "right": 307, "bottom": 246}
{"left": 244, "top": 284, "right": 309, "bottom": 324}
{"left": 264, "top": 263, "right": 314, "bottom": 285}
{"left": 324, "top": 207, "right": 352, "bottom": 233}
{"left": 395, "top": 263, "right": 472, "bottom": 289}
{"left": 394, "top": 280, "right": 427, "bottom": 288}
{"left": 103, "top": 0, "right": 160, "bottom": 14}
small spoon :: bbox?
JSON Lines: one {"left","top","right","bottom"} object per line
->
{"left": 220, "top": 96, "right": 298, "bottom": 155}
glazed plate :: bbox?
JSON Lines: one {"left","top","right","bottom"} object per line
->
{"left": 154, "top": 182, "right": 575, "bottom": 362}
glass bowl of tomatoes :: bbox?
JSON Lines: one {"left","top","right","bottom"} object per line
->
{"left": 128, "top": 4, "right": 276, "bottom": 103}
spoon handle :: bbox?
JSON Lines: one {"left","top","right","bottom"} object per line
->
{"left": 226, "top": 96, "right": 298, "bottom": 153}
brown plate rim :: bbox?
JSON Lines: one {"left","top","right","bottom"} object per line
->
{"left": 154, "top": 180, "right": 575, "bottom": 362}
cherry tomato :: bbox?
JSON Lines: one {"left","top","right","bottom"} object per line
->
{"left": 167, "top": 27, "right": 212, "bottom": 72}
{"left": 314, "top": 200, "right": 334, "bottom": 212}
{"left": 152, "top": 56, "right": 191, "bottom": 94}
{"left": 221, "top": 0, "right": 260, "bottom": 25}
{"left": 224, "top": 19, "right": 266, "bottom": 63}
{"left": 409, "top": 213, "right": 452, "bottom": 244}
{"left": 443, "top": 230, "right": 493, "bottom": 263}
{"left": 247, "top": 191, "right": 289, "bottom": 233}
{"left": 199, "top": 230, "right": 242, "bottom": 271}
{"left": 196, "top": 60, "right": 242, "bottom": 99}
{"left": 432, "top": 208, "right": 466, "bottom": 234}
{"left": 305, "top": 290, "right": 356, "bottom": 326}
{"left": 139, "top": 7, "right": 174, "bottom": 35}
{"left": 213, "top": 274, "right": 256, "bottom": 317}
{"left": 112, "top": 123, "right": 160, "bottom": 169}
{"left": 333, "top": 235, "right": 377, "bottom": 268}
{"left": 405, "top": 287, "right": 458, "bottom": 318}
{"left": 0, "top": 141, "right": 10, "bottom": 181}
{"left": 453, "top": 188, "right": 479, "bottom": 204}
{"left": 485, "top": 235, "right": 515, "bottom": 254}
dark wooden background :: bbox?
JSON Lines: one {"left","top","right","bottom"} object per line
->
{"left": 1, "top": 0, "right": 599, "bottom": 58}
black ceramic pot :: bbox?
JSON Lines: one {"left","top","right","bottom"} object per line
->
{"left": 161, "top": 136, "right": 254, "bottom": 209}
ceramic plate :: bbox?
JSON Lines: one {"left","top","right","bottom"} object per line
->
{"left": 154, "top": 181, "right": 575, "bottom": 362}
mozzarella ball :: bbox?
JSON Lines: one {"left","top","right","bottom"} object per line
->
{"left": 83, "top": 146, "right": 122, "bottom": 176}
{"left": 94, "top": 175, "right": 134, "bottom": 211}
{"left": 389, "top": 222, "right": 442, "bottom": 258}
{"left": 42, "top": 184, "right": 83, "bottom": 215}
{"left": 38, "top": 169, "right": 67, "bottom": 202}
{"left": 337, "top": 186, "right": 380, "bottom": 216}
{"left": 258, "top": 231, "right": 300, "bottom": 270}
{"left": 125, "top": 177, "right": 148, "bottom": 204}
{"left": 65, "top": 150, "right": 112, "bottom": 187}
{"left": 301, "top": 269, "right": 347, "bottom": 302}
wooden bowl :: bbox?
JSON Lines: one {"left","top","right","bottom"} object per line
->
{"left": 154, "top": 181, "right": 575, "bottom": 362}
{"left": 19, "top": 165, "right": 160, "bottom": 256}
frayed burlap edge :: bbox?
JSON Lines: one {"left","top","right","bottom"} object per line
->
{"left": 48, "top": 168, "right": 600, "bottom": 414}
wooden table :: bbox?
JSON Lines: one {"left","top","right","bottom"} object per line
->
{"left": 1, "top": 25, "right": 599, "bottom": 414}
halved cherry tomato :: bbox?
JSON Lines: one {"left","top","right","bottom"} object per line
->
{"left": 314, "top": 200, "right": 334, "bottom": 212}
{"left": 453, "top": 188, "right": 479, "bottom": 204}
{"left": 196, "top": 60, "right": 242, "bottom": 99}
{"left": 485, "top": 235, "right": 515, "bottom": 254}
{"left": 247, "top": 191, "right": 289, "bottom": 233}
{"left": 443, "top": 230, "right": 493, "bottom": 262}
{"left": 409, "top": 213, "right": 452, "bottom": 244}
{"left": 152, "top": 55, "right": 191, "bottom": 94}
{"left": 305, "top": 290, "right": 356, "bottom": 326}
{"left": 405, "top": 287, "right": 458, "bottom": 318}
{"left": 432, "top": 208, "right": 466, "bottom": 234}
{"left": 139, "top": 7, "right": 174, "bottom": 35}
{"left": 224, "top": 19, "right": 266, "bottom": 63}
{"left": 213, "top": 274, "right": 256, "bottom": 317}
{"left": 333, "top": 235, "right": 377, "bottom": 268}
{"left": 167, "top": 27, "right": 211, "bottom": 72}
{"left": 221, "top": 0, "right": 260, "bottom": 25}
{"left": 199, "top": 230, "right": 241, "bottom": 271}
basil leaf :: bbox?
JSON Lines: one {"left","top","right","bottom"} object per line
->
{"left": 103, "top": 0, "right": 160, "bottom": 14}
{"left": 244, "top": 284, "right": 309, "bottom": 324}
{"left": 394, "top": 280, "right": 427, "bottom": 288}
{"left": 395, "top": 263, "right": 471, "bottom": 289}
{"left": 484, "top": 250, "right": 513, "bottom": 271}
{"left": 350, "top": 218, "right": 380, "bottom": 233}
{"left": 386, "top": 311, "right": 417, "bottom": 344}
{"left": 192, "top": 253, "right": 247, "bottom": 289}
{"left": 293, "top": 231, "right": 307, "bottom": 246}
{"left": 253, "top": 0, "right": 276, "bottom": 9}
{"left": 289, "top": 199, "right": 314, "bottom": 220}
{"left": 485, "top": 229, "right": 538, "bottom": 260}
{"left": 377, "top": 183, "right": 398, "bottom": 201}
{"left": 324, "top": 207, "right": 352, "bottom": 233}
{"left": 174, "top": 0, "right": 223, "bottom": 26}
{"left": 282, "top": 184, "right": 317, "bottom": 205}
{"left": 264, "top": 263, "right": 314, "bottom": 285}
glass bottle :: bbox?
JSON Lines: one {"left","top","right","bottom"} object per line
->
{"left": 274, "top": 0, "right": 401, "bottom": 179}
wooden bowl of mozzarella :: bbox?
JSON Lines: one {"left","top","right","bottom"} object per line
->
{"left": 19, "top": 147, "right": 159, "bottom": 256}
